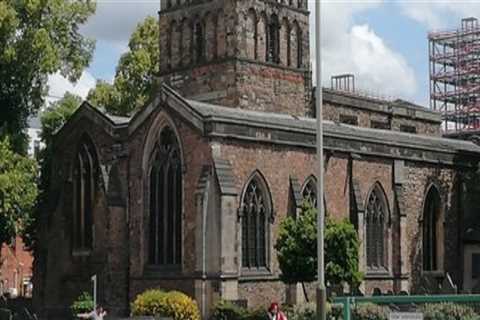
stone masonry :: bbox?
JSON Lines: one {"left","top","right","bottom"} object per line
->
{"left": 34, "top": 0, "right": 480, "bottom": 319}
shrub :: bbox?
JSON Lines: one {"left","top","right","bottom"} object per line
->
{"left": 420, "top": 303, "right": 480, "bottom": 320}
{"left": 210, "top": 300, "right": 246, "bottom": 320}
{"left": 131, "top": 289, "right": 200, "bottom": 320}
{"left": 70, "top": 292, "right": 94, "bottom": 316}
{"left": 351, "top": 303, "right": 389, "bottom": 320}
{"left": 210, "top": 300, "right": 265, "bottom": 320}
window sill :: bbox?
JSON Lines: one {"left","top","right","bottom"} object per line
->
{"left": 143, "top": 264, "right": 182, "bottom": 277}
{"left": 365, "top": 267, "right": 391, "bottom": 279}
{"left": 72, "top": 248, "right": 92, "bottom": 257}
{"left": 240, "top": 267, "right": 275, "bottom": 281}
{"left": 421, "top": 270, "right": 445, "bottom": 278}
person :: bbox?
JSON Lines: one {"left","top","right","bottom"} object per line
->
{"left": 267, "top": 302, "right": 287, "bottom": 320}
{"left": 77, "top": 305, "right": 107, "bottom": 320}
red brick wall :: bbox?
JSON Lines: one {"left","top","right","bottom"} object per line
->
{"left": 1, "top": 236, "right": 33, "bottom": 297}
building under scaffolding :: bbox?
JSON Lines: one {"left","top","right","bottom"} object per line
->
{"left": 429, "top": 17, "right": 480, "bottom": 133}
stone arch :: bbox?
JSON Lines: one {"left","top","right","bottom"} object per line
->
{"left": 216, "top": 9, "right": 226, "bottom": 58}
{"left": 193, "top": 14, "right": 205, "bottom": 64}
{"left": 364, "top": 182, "right": 391, "bottom": 271}
{"left": 422, "top": 184, "right": 444, "bottom": 271}
{"left": 205, "top": 11, "right": 216, "bottom": 61}
{"left": 291, "top": 21, "right": 303, "bottom": 68}
{"left": 142, "top": 111, "right": 185, "bottom": 268}
{"left": 246, "top": 8, "right": 257, "bottom": 60}
{"left": 267, "top": 13, "right": 280, "bottom": 63}
{"left": 257, "top": 12, "right": 268, "bottom": 62}
{"left": 291, "top": 20, "right": 299, "bottom": 69}
{"left": 239, "top": 170, "right": 274, "bottom": 270}
{"left": 169, "top": 20, "right": 179, "bottom": 69}
{"left": 280, "top": 17, "right": 290, "bottom": 66}
{"left": 180, "top": 17, "right": 192, "bottom": 66}
{"left": 301, "top": 175, "right": 317, "bottom": 207}
{"left": 142, "top": 111, "right": 185, "bottom": 175}
{"left": 71, "top": 133, "right": 100, "bottom": 251}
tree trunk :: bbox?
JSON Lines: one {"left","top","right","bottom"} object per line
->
{"left": 301, "top": 282, "right": 309, "bottom": 302}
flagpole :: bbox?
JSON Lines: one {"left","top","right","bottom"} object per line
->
{"left": 315, "top": 1, "right": 327, "bottom": 320}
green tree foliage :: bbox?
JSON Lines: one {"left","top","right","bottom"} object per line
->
{"left": 87, "top": 15, "right": 159, "bottom": 116}
{"left": 0, "top": 0, "right": 96, "bottom": 153}
{"left": 275, "top": 203, "right": 363, "bottom": 298}
{"left": 40, "top": 92, "right": 82, "bottom": 143}
{"left": 0, "top": 138, "right": 38, "bottom": 245}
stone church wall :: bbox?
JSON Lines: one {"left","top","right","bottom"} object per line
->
{"left": 126, "top": 105, "right": 213, "bottom": 303}
{"left": 34, "top": 116, "right": 130, "bottom": 319}
{"left": 215, "top": 136, "right": 462, "bottom": 306}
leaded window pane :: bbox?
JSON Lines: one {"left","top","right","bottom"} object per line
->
{"left": 366, "top": 185, "right": 388, "bottom": 270}
{"left": 242, "top": 177, "right": 269, "bottom": 269}
{"left": 73, "top": 138, "right": 96, "bottom": 251}
{"left": 423, "top": 187, "right": 441, "bottom": 271}
{"left": 302, "top": 178, "right": 317, "bottom": 207}
{"left": 149, "top": 127, "right": 182, "bottom": 266}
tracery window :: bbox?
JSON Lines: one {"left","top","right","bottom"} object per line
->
{"left": 267, "top": 15, "right": 280, "bottom": 63}
{"left": 148, "top": 127, "right": 182, "bottom": 266}
{"left": 423, "top": 186, "right": 442, "bottom": 271}
{"left": 365, "top": 184, "right": 389, "bottom": 270}
{"left": 302, "top": 176, "right": 317, "bottom": 207}
{"left": 297, "top": 27, "right": 303, "bottom": 68}
{"left": 241, "top": 174, "right": 271, "bottom": 269}
{"left": 194, "top": 21, "right": 205, "bottom": 63}
{"left": 72, "top": 136, "right": 97, "bottom": 251}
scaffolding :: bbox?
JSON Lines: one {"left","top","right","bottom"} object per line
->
{"left": 429, "top": 17, "right": 480, "bottom": 133}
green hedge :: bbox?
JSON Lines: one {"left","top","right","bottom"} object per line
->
{"left": 420, "top": 303, "right": 480, "bottom": 320}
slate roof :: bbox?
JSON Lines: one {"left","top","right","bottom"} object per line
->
{"left": 184, "top": 98, "right": 480, "bottom": 154}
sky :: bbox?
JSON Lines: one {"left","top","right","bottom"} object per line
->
{"left": 47, "top": 0, "right": 480, "bottom": 108}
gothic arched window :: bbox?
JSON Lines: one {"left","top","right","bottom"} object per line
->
{"left": 267, "top": 14, "right": 280, "bottom": 63}
{"left": 241, "top": 173, "right": 272, "bottom": 269}
{"left": 194, "top": 20, "right": 205, "bottom": 63}
{"left": 148, "top": 127, "right": 182, "bottom": 266}
{"left": 302, "top": 176, "right": 317, "bottom": 207}
{"left": 72, "top": 136, "right": 97, "bottom": 251}
{"left": 297, "top": 26, "right": 303, "bottom": 68}
{"left": 365, "top": 183, "right": 389, "bottom": 270}
{"left": 423, "top": 186, "right": 443, "bottom": 271}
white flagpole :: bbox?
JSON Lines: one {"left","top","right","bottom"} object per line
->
{"left": 91, "top": 275, "right": 97, "bottom": 309}
{"left": 315, "top": 1, "right": 326, "bottom": 320}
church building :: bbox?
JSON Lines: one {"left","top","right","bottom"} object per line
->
{"left": 33, "top": 0, "right": 480, "bottom": 318}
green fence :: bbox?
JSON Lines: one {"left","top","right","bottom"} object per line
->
{"left": 333, "top": 294, "right": 480, "bottom": 320}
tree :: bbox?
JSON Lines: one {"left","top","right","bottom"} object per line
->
{"left": 24, "top": 92, "right": 82, "bottom": 248}
{"left": 275, "top": 203, "right": 363, "bottom": 301}
{"left": 0, "top": 0, "right": 96, "bottom": 153}
{"left": 87, "top": 16, "right": 159, "bottom": 116}
{"left": 0, "top": 138, "right": 38, "bottom": 245}
{"left": 40, "top": 92, "right": 82, "bottom": 143}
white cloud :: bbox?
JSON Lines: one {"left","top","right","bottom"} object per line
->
{"left": 309, "top": 0, "right": 417, "bottom": 99}
{"left": 47, "top": 71, "right": 96, "bottom": 103}
{"left": 80, "top": 0, "right": 159, "bottom": 50}
{"left": 398, "top": 1, "right": 480, "bottom": 30}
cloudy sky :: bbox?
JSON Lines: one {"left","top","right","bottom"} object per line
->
{"left": 48, "top": 0, "right": 480, "bottom": 108}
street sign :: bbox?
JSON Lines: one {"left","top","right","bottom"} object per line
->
{"left": 390, "top": 312, "right": 423, "bottom": 320}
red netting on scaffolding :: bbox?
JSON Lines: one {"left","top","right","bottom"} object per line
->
{"left": 429, "top": 17, "right": 480, "bottom": 133}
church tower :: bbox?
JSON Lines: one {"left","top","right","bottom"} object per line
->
{"left": 158, "top": 0, "right": 311, "bottom": 116}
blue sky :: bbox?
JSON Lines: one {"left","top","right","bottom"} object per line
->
{"left": 47, "top": 0, "right": 480, "bottom": 108}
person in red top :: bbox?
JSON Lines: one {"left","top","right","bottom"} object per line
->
{"left": 267, "top": 302, "right": 288, "bottom": 320}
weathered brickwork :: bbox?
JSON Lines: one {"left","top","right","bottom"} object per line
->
{"left": 158, "top": 0, "right": 310, "bottom": 115}
{"left": 322, "top": 91, "right": 441, "bottom": 136}
{"left": 34, "top": 0, "right": 480, "bottom": 318}
{"left": 0, "top": 236, "right": 33, "bottom": 297}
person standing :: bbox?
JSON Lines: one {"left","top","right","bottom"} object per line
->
{"left": 267, "top": 302, "right": 288, "bottom": 320}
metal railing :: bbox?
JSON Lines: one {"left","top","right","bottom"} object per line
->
{"left": 333, "top": 294, "right": 480, "bottom": 320}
